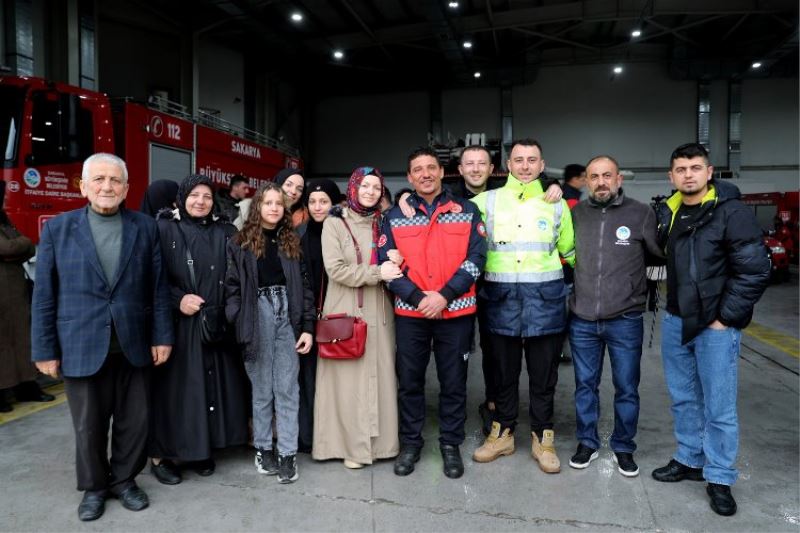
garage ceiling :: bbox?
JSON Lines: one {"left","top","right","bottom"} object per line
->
{"left": 126, "top": 0, "right": 799, "bottom": 93}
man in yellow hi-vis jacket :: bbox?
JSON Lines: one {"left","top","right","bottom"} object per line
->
{"left": 470, "top": 138, "right": 575, "bottom": 474}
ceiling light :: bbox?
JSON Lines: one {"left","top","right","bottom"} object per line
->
{"left": 463, "top": 41, "right": 472, "bottom": 49}
{"left": 751, "top": 61, "right": 762, "bottom": 69}
{"left": 473, "top": 71, "right": 481, "bottom": 78}
{"left": 631, "top": 29, "right": 642, "bottom": 38}
{"left": 333, "top": 50, "right": 344, "bottom": 60}
{"left": 613, "top": 65, "right": 623, "bottom": 74}
{"left": 290, "top": 12, "right": 303, "bottom": 22}
{"left": 448, "top": 1, "right": 459, "bottom": 8}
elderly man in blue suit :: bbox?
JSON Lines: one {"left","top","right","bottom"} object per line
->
{"left": 31, "top": 153, "right": 173, "bottom": 521}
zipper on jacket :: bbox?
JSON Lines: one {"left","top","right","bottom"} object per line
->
{"left": 594, "top": 208, "right": 606, "bottom": 318}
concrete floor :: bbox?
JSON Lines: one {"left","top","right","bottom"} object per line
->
{"left": 1, "top": 273, "right": 798, "bottom": 532}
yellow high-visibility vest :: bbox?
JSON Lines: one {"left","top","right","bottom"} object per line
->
{"left": 472, "top": 174, "right": 575, "bottom": 283}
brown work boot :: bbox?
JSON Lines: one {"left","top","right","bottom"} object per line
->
{"left": 472, "top": 422, "right": 515, "bottom": 463}
{"left": 531, "top": 429, "right": 561, "bottom": 473}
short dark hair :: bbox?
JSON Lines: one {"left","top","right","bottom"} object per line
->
{"left": 509, "top": 138, "right": 543, "bottom": 156}
{"left": 407, "top": 147, "right": 441, "bottom": 172}
{"left": 459, "top": 145, "right": 492, "bottom": 164}
{"left": 230, "top": 174, "right": 247, "bottom": 187}
{"left": 585, "top": 155, "right": 620, "bottom": 172}
{"left": 670, "top": 143, "right": 709, "bottom": 167}
{"left": 563, "top": 164, "right": 586, "bottom": 182}
{"left": 382, "top": 185, "right": 392, "bottom": 202}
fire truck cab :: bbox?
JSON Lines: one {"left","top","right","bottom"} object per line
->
{"left": 1, "top": 76, "right": 300, "bottom": 243}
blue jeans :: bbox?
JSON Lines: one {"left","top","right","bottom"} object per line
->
{"left": 661, "top": 312, "right": 742, "bottom": 486}
{"left": 569, "top": 313, "right": 643, "bottom": 453}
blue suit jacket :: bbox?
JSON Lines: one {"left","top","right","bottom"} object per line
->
{"left": 31, "top": 206, "right": 174, "bottom": 377}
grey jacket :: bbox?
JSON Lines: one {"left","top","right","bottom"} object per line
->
{"left": 569, "top": 191, "right": 663, "bottom": 321}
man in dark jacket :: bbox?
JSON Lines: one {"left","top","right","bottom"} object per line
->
{"left": 651, "top": 143, "right": 770, "bottom": 517}
{"left": 32, "top": 153, "right": 174, "bottom": 521}
{"left": 561, "top": 163, "right": 586, "bottom": 208}
{"left": 567, "top": 155, "right": 663, "bottom": 478}
{"left": 215, "top": 174, "right": 249, "bottom": 221}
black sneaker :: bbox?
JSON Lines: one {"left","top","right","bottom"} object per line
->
{"left": 613, "top": 452, "right": 639, "bottom": 477}
{"left": 255, "top": 448, "right": 278, "bottom": 475}
{"left": 651, "top": 459, "right": 704, "bottom": 482}
{"left": 277, "top": 454, "right": 298, "bottom": 484}
{"left": 707, "top": 483, "right": 737, "bottom": 516}
{"left": 568, "top": 443, "right": 598, "bottom": 469}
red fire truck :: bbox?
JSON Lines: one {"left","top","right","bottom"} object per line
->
{"left": 0, "top": 76, "right": 301, "bottom": 243}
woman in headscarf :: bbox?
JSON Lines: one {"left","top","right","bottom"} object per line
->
{"left": 312, "top": 167, "right": 402, "bottom": 469}
{"left": 297, "top": 178, "right": 342, "bottom": 453}
{"left": 0, "top": 181, "right": 55, "bottom": 412}
{"left": 234, "top": 169, "right": 308, "bottom": 231}
{"left": 149, "top": 174, "right": 250, "bottom": 485}
{"left": 139, "top": 179, "right": 179, "bottom": 217}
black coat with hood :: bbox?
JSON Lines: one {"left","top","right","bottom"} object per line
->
{"left": 655, "top": 178, "right": 770, "bottom": 344}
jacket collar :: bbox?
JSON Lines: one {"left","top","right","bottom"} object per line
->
{"left": 502, "top": 173, "right": 544, "bottom": 201}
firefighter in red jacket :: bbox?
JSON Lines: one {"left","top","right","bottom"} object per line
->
{"left": 379, "top": 147, "right": 487, "bottom": 480}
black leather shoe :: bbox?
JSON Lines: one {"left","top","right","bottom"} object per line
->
{"left": 707, "top": 483, "right": 737, "bottom": 516}
{"left": 440, "top": 444, "right": 464, "bottom": 479}
{"left": 651, "top": 459, "right": 704, "bottom": 482}
{"left": 116, "top": 484, "right": 149, "bottom": 511}
{"left": 192, "top": 458, "right": 216, "bottom": 476}
{"left": 78, "top": 490, "right": 107, "bottom": 521}
{"left": 13, "top": 382, "right": 55, "bottom": 402}
{"left": 151, "top": 459, "right": 182, "bottom": 485}
{"left": 393, "top": 446, "right": 421, "bottom": 476}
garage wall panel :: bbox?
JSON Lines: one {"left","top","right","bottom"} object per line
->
{"left": 442, "top": 87, "right": 500, "bottom": 143}
{"left": 741, "top": 78, "right": 799, "bottom": 167}
{"left": 198, "top": 42, "right": 245, "bottom": 128}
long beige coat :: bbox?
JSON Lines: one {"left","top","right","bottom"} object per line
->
{"left": 0, "top": 223, "right": 37, "bottom": 389}
{"left": 313, "top": 208, "right": 399, "bottom": 463}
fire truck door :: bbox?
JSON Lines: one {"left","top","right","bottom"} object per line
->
{"left": 149, "top": 144, "right": 191, "bottom": 184}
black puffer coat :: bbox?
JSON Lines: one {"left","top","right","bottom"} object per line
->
{"left": 655, "top": 179, "right": 770, "bottom": 343}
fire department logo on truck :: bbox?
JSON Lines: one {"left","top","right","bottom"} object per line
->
{"left": 150, "top": 116, "right": 164, "bottom": 138}
{"left": 24, "top": 168, "right": 41, "bottom": 188}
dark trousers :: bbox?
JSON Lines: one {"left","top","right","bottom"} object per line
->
{"left": 477, "top": 297, "right": 497, "bottom": 404}
{"left": 63, "top": 352, "right": 150, "bottom": 493}
{"left": 395, "top": 315, "right": 472, "bottom": 448}
{"left": 492, "top": 332, "right": 562, "bottom": 435}
{"left": 297, "top": 347, "right": 317, "bottom": 452}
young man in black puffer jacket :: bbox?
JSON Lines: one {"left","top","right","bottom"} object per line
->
{"left": 651, "top": 143, "right": 770, "bottom": 518}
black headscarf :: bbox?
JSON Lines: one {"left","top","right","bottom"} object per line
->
{"left": 140, "top": 179, "right": 179, "bottom": 217}
{"left": 177, "top": 174, "right": 215, "bottom": 224}
{"left": 301, "top": 178, "right": 342, "bottom": 306}
{"left": 273, "top": 168, "right": 305, "bottom": 213}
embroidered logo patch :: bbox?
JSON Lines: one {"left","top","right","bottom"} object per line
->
{"left": 477, "top": 222, "right": 487, "bottom": 238}
{"left": 616, "top": 226, "right": 631, "bottom": 240}
{"left": 537, "top": 218, "right": 549, "bottom": 232}
{"left": 450, "top": 203, "right": 463, "bottom": 213}
{"left": 378, "top": 234, "right": 388, "bottom": 248}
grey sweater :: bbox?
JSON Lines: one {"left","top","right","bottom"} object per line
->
{"left": 87, "top": 207, "right": 122, "bottom": 284}
{"left": 569, "top": 191, "right": 664, "bottom": 321}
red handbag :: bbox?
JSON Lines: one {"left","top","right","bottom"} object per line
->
{"left": 315, "top": 217, "right": 367, "bottom": 360}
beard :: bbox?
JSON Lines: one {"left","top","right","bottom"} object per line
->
{"left": 589, "top": 188, "right": 618, "bottom": 203}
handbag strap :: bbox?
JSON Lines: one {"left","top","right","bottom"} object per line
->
{"left": 339, "top": 217, "right": 364, "bottom": 309}
{"left": 175, "top": 222, "right": 199, "bottom": 294}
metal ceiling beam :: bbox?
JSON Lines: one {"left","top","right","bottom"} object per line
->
{"left": 512, "top": 27, "right": 598, "bottom": 51}
{"left": 305, "top": 0, "right": 796, "bottom": 50}
{"left": 721, "top": 14, "right": 748, "bottom": 41}
{"left": 485, "top": 0, "right": 500, "bottom": 56}
{"left": 336, "top": 0, "right": 394, "bottom": 61}
{"left": 644, "top": 18, "right": 700, "bottom": 46}
{"left": 605, "top": 15, "right": 727, "bottom": 50}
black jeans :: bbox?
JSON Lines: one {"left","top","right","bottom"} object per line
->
{"left": 491, "top": 333, "right": 562, "bottom": 435}
{"left": 395, "top": 315, "right": 472, "bottom": 448}
{"left": 477, "top": 297, "right": 497, "bottom": 404}
{"left": 64, "top": 352, "right": 150, "bottom": 493}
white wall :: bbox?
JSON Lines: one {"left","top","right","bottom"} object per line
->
{"left": 311, "top": 91, "right": 429, "bottom": 178}
{"left": 513, "top": 63, "right": 696, "bottom": 172}
{"left": 741, "top": 78, "right": 799, "bottom": 180}
{"left": 198, "top": 42, "right": 244, "bottom": 127}
{"left": 442, "top": 87, "right": 500, "bottom": 142}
